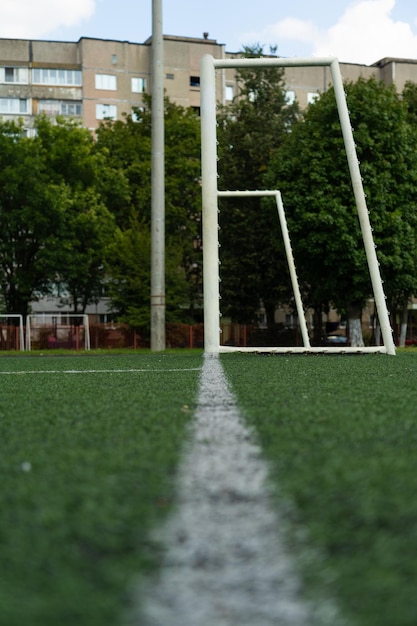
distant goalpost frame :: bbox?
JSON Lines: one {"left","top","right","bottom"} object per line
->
{"left": 26, "top": 314, "right": 91, "bottom": 351}
{"left": 200, "top": 54, "right": 396, "bottom": 355}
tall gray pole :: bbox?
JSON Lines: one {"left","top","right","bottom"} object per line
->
{"left": 150, "top": 0, "right": 166, "bottom": 351}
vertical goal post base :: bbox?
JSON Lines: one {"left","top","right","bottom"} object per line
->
{"left": 200, "top": 54, "right": 396, "bottom": 356}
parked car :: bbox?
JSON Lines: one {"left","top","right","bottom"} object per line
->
{"left": 325, "top": 334, "right": 348, "bottom": 346}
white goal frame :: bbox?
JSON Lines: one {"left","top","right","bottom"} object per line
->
{"left": 26, "top": 314, "right": 91, "bottom": 351}
{"left": 0, "top": 314, "right": 25, "bottom": 351}
{"left": 200, "top": 54, "right": 396, "bottom": 355}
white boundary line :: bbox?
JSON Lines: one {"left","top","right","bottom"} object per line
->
{"left": 0, "top": 368, "right": 202, "bottom": 375}
{"left": 136, "top": 354, "right": 312, "bottom": 625}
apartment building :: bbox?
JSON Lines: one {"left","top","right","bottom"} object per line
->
{"left": 2, "top": 34, "right": 417, "bottom": 134}
{"left": 0, "top": 34, "right": 233, "bottom": 133}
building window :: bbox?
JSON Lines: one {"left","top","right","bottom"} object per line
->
{"left": 307, "top": 91, "right": 320, "bottom": 104}
{"left": 166, "top": 73, "right": 174, "bottom": 80}
{"left": 38, "top": 100, "right": 82, "bottom": 117}
{"left": 61, "top": 102, "right": 82, "bottom": 116}
{"left": 96, "top": 104, "right": 117, "bottom": 120}
{"left": 0, "top": 98, "right": 28, "bottom": 114}
{"left": 225, "top": 85, "right": 234, "bottom": 101}
{"left": 1, "top": 67, "right": 28, "bottom": 84}
{"left": 285, "top": 90, "right": 296, "bottom": 105}
{"left": 32, "top": 68, "right": 82, "bottom": 86}
{"left": 131, "top": 77, "right": 146, "bottom": 93}
{"left": 190, "top": 76, "right": 200, "bottom": 88}
{"left": 38, "top": 100, "right": 59, "bottom": 116}
{"left": 95, "top": 74, "right": 117, "bottom": 90}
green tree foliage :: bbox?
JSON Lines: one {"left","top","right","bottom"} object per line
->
{"left": 0, "top": 120, "right": 66, "bottom": 315}
{"left": 96, "top": 95, "right": 202, "bottom": 326}
{"left": 0, "top": 101, "right": 201, "bottom": 324}
{"left": 402, "top": 80, "right": 417, "bottom": 124}
{"left": 104, "top": 220, "right": 152, "bottom": 328}
{"left": 104, "top": 218, "right": 188, "bottom": 329}
{"left": 34, "top": 116, "right": 117, "bottom": 312}
{"left": 216, "top": 45, "right": 299, "bottom": 325}
{"left": 267, "top": 76, "right": 417, "bottom": 341}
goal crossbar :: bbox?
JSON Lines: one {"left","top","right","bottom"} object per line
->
{"left": 200, "top": 55, "right": 396, "bottom": 355}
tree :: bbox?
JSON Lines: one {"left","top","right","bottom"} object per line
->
{"left": 104, "top": 218, "right": 189, "bottom": 329}
{"left": 34, "top": 115, "right": 118, "bottom": 313}
{"left": 96, "top": 95, "right": 203, "bottom": 325}
{"left": 266, "top": 76, "right": 417, "bottom": 345}
{"left": 0, "top": 120, "right": 67, "bottom": 315}
{"left": 104, "top": 220, "right": 152, "bottom": 328}
{"left": 216, "top": 45, "right": 300, "bottom": 326}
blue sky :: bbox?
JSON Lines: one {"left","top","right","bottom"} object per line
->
{"left": 1, "top": 0, "right": 417, "bottom": 65}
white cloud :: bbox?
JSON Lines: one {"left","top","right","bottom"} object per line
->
{"left": 313, "top": 0, "right": 417, "bottom": 64}
{"left": 242, "top": 17, "right": 318, "bottom": 48}
{"left": 243, "top": 0, "right": 417, "bottom": 65}
{"left": 0, "top": 0, "right": 95, "bottom": 39}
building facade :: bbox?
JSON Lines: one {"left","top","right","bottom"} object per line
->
{"left": 0, "top": 35, "right": 233, "bottom": 133}
{"left": 1, "top": 34, "right": 417, "bottom": 134}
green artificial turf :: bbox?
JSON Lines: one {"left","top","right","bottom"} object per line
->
{"left": 0, "top": 353, "right": 201, "bottom": 626}
{"left": 222, "top": 351, "right": 417, "bottom": 626}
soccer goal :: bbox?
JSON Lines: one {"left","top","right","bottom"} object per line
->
{"left": 200, "top": 54, "right": 396, "bottom": 355}
{"left": 26, "top": 314, "right": 91, "bottom": 351}
{"left": 0, "top": 314, "right": 25, "bottom": 351}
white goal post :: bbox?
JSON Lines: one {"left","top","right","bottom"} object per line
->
{"left": 200, "top": 54, "right": 396, "bottom": 355}
{"left": 26, "top": 314, "right": 91, "bottom": 351}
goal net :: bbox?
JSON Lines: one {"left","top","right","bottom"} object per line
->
{"left": 200, "top": 54, "right": 395, "bottom": 355}
{"left": 26, "top": 314, "right": 91, "bottom": 351}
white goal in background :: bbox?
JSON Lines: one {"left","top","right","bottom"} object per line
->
{"left": 0, "top": 314, "right": 24, "bottom": 351}
{"left": 26, "top": 314, "right": 91, "bottom": 351}
{"left": 200, "top": 54, "right": 396, "bottom": 355}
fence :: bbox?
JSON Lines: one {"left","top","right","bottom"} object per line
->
{"left": 3, "top": 318, "right": 416, "bottom": 352}
{"left": 0, "top": 324, "right": 24, "bottom": 350}
{"left": 0, "top": 320, "right": 307, "bottom": 351}
{"left": 26, "top": 315, "right": 91, "bottom": 351}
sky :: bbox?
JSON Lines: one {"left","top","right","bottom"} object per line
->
{"left": 0, "top": 0, "right": 417, "bottom": 65}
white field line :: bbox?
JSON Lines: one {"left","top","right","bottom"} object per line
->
{"left": 135, "top": 354, "right": 312, "bottom": 626}
{"left": 0, "top": 368, "right": 201, "bottom": 375}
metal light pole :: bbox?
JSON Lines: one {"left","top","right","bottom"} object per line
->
{"left": 150, "top": 0, "right": 165, "bottom": 350}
